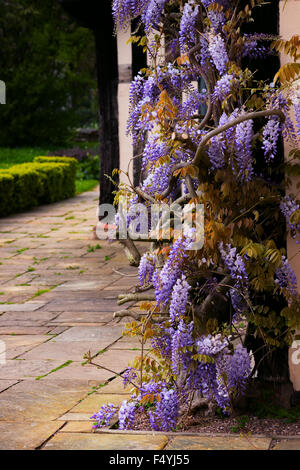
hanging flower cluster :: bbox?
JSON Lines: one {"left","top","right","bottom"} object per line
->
{"left": 92, "top": 0, "right": 300, "bottom": 432}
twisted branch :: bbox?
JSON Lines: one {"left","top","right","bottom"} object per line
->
{"left": 157, "top": 108, "right": 286, "bottom": 199}
{"left": 192, "top": 108, "right": 285, "bottom": 167}
{"left": 118, "top": 293, "right": 155, "bottom": 305}
{"left": 113, "top": 310, "right": 145, "bottom": 321}
{"left": 119, "top": 238, "right": 141, "bottom": 266}
{"left": 195, "top": 275, "right": 234, "bottom": 320}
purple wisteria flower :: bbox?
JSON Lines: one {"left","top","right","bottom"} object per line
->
{"left": 212, "top": 74, "right": 237, "bottom": 102}
{"left": 280, "top": 195, "right": 300, "bottom": 238}
{"left": 280, "top": 195, "right": 300, "bottom": 220}
{"left": 146, "top": 0, "right": 168, "bottom": 29}
{"left": 273, "top": 91, "right": 298, "bottom": 145}
{"left": 140, "top": 161, "right": 177, "bottom": 200}
{"left": 138, "top": 253, "right": 156, "bottom": 287}
{"left": 127, "top": 75, "right": 159, "bottom": 143}
{"left": 153, "top": 231, "right": 195, "bottom": 307}
{"left": 208, "top": 133, "right": 226, "bottom": 170}
{"left": 118, "top": 400, "right": 137, "bottom": 430}
{"left": 208, "top": 33, "right": 229, "bottom": 75}
{"left": 208, "top": 8, "right": 225, "bottom": 32}
{"left": 242, "top": 34, "right": 269, "bottom": 60}
{"left": 179, "top": 1, "right": 199, "bottom": 53}
{"left": 190, "top": 334, "right": 230, "bottom": 410}
{"left": 136, "top": 380, "right": 163, "bottom": 399}
{"left": 141, "top": 133, "right": 168, "bottom": 171}
{"left": 197, "top": 333, "right": 229, "bottom": 356}
{"left": 151, "top": 322, "right": 173, "bottom": 359}
{"left": 179, "top": 88, "right": 207, "bottom": 120}
{"left": 292, "top": 92, "right": 300, "bottom": 136}
{"left": 169, "top": 274, "right": 191, "bottom": 323}
{"left": 171, "top": 320, "right": 194, "bottom": 376}
{"left": 221, "top": 109, "right": 240, "bottom": 144}
{"left": 223, "top": 344, "right": 251, "bottom": 395}
{"left": 148, "top": 387, "right": 179, "bottom": 431}
{"left": 230, "top": 289, "right": 248, "bottom": 321}
{"left": 262, "top": 116, "right": 281, "bottom": 162}
{"left": 234, "top": 118, "right": 254, "bottom": 181}
{"left": 189, "top": 335, "right": 251, "bottom": 410}
{"left": 219, "top": 242, "right": 248, "bottom": 289}
{"left": 90, "top": 403, "right": 118, "bottom": 428}
{"left": 208, "top": 110, "right": 240, "bottom": 170}
{"left": 122, "top": 367, "right": 138, "bottom": 387}
{"left": 112, "top": 0, "right": 150, "bottom": 29}
{"left": 141, "top": 0, "right": 168, "bottom": 32}
{"left": 201, "top": 0, "right": 230, "bottom": 8}
{"left": 275, "top": 255, "right": 298, "bottom": 297}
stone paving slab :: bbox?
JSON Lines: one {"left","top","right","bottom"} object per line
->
{"left": 43, "top": 291, "right": 123, "bottom": 300}
{"left": 0, "top": 359, "right": 64, "bottom": 379}
{"left": 273, "top": 439, "right": 300, "bottom": 450}
{"left": 71, "top": 393, "right": 131, "bottom": 414}
{"left": 0, "top": 311, "right": 59, "bottom": 324}
{"left": 2, "top": 274, "right": 40, "bottom": 286}
{"left": 39, "top": 361, "right": 113, "bottom": 382}
{"left": 166, "top": 435, "right": 272, "bottom": 450}
{"left": 60, "top": 421, "right": 93, "bottom": 433}
{"left": 19, "top": 341, "right": 110, "bottom": 362}
{"left": 109, "top": 337, "right": 142, "bottom": 350}
{"left": 47, "top": 311, "right": 113, "bottom": 324}
{"left": 0, "top": 302, "right": 46, "bottom": 312}
{"left": 0, "top": 285, "right": 44, "bottom": 295}
{"left": 49, "top": 322, "right": 108, "bottom": 328}
{"left": 53, "top": 325, "right": 124, "bottom": 343}
{"left": 38, "top": 300, "right": 121, "bottom": 312}
{"left": 43, "top": 432, "right": 168, "bottom": 450}
{"left": 0, "top": 334, "right": 51, "bottom": 359}
{"left": 0, "top": 379, "right": 19, "bottom": 393}
{"left": 0, "top": 335, "right": 49, "bottom": 349}
{"left": 0, "top": 421, "right": 64, "bottom": 450}
{"left": 0, "top": 379, "right": 97, "bottom": 422}
{"left": 97, "top": 377, "right": 133, "bottom": 394}
{"left": 94, "top": 349, "right": 141, "bottom": 373}
{"left": 0, "top": 326, "right": 51, "bottom": 335}
{"left": 57, "top": 412, "right": 93, "bottom": 421}
{"left": 55, "top": 281, "right": 112, "bottom": 291}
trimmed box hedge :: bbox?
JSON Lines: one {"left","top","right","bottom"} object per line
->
{"left": 0, "top": 156, "right": 77, "bottom": 216}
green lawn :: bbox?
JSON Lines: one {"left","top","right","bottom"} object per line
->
{"left": 75, "top": 179, "right": 98, "bottom": 194}
{"left": 0, "top": 144, "right": 99, "bottom": 195}
{"left": 0, "top": 146, "right": 56, "bottom": 169}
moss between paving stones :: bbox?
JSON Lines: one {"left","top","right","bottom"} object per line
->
{"left": 0, "top": 157, "right": 77, "bottom": 216}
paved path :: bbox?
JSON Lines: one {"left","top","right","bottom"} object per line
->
{"left": 0, "top": 189, "right": 299, "bottom": 450}
{"left": 0, "top": 189, "right": 141, "bottom": 450}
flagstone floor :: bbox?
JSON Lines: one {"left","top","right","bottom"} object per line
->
{"left": 0, "top": 188, "right": 298, "bottom": 450}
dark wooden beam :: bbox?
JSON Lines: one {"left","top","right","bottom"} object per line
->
{"left": 59, "top": 0, "right": 119, "bottom": 209}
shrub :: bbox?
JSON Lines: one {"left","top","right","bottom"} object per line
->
{"left": 34, "top": 156, "right": 77, "bottom": 181}
{"left": 0, "top": 157, "right": 77, "bottom": 216}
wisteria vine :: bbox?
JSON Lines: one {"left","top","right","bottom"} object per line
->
{"left": 92, "top": 0, "right": 300, "bottom": 431}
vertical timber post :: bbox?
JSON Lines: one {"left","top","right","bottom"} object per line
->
{"left": 94, "top": 5, "right": 119, "bottom": 209}
{"left": 58, "top": 0, "right": 120, "bottom": 209}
